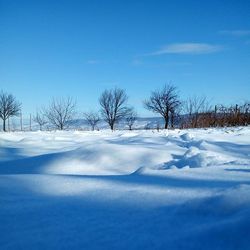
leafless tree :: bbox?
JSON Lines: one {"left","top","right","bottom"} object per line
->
{"left": 83, "top": 111, "right": 100, "bottom": 131}
{"left": 144, "top": 84, "right": 181, "bottom": 129}
{"left": 170, "top": 102, "right": 182, "bottom": 129}
{"left": 99, "top": 88, "right": 130, "bottom": 130}
{"left": 33, "top": 110, "right": 47, "bottom": 130}
{"left": 125, "top": 109, "right": 137, "bottom": 130}
{"left": 0, "top": 91, "right": 21, "bottom": 132}
{"left": 184, "top": 96, "right": 212, "bottom": 128}
{"left": 44, "top": 97, "right": 76, "bottom": 130}
{"left": 156, "top": 121, "right": 160, "bottom": 132}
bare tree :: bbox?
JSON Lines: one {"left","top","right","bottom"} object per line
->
{"left": 156, "top": 121, "right": 160, "bottom": 132}
{"left": 83, "top": 111, "right": 100, "bottom": 131}
{"left": 0, "top": 91, "right": 21, "bottom": 132}
{"left": 33, "top": 110, "right": 47, "bottom": 130}
{"left": 170, "top": 104, "right": 182, "bottom": 129}
{"left": 144, "top": 84, "right": 181, "bottom": 129}
{"left": 184, "top": 96, "right": 211, "bottom": 128}
{"left": 99, "top": 88, "right": 130, "bottom": 130}
{"left": 125, "top": 109, "right": 137, "bottom": 130}
{"left": 44, "top": 97, "right": 76, "bottom": 130}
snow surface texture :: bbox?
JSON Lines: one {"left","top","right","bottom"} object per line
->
{"left": 0, "top": 127, "right": 250, "bottom": 249}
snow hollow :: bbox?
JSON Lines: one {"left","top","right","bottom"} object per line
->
{"left": 0, "top": 127, "right": 250, "bottom": 249}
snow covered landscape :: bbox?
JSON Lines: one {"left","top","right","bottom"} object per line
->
{"left": 1, "top": 127, "right": 250, "bottom": 249}
{"left": 1, "top": 0, "right": 250, "bottom": 249}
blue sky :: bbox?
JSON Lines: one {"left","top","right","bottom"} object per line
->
{"left": 0, "top": 0, "right": 250, "bottom": 117}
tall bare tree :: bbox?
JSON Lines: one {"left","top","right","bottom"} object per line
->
{"left": 125, "top": 109, "right": 137, "bottom": 130}
{"left": 144, "top": 84, "right": 181, "bottom": 129}
{"left": 99, "top": 88, "right": 130, "bottom": 130}
{"left": 33, "top": 110, "right": 47, "bottom": 130}
{"left": 44, "top": 97, "right": 76, "bottom": 130}
{"left": 83, "top": 111, "right": 100, "bottom": 131}
{"left": 0, "top": 91, "right": 21, "bottom": 132}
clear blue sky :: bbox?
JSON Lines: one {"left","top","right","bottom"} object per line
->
{"left": 1, "top": 0, "right": 250, "bottom": 117}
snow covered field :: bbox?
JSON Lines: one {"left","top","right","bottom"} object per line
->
{"left": 0, "top": 127, "right": 250, "bottom": 249}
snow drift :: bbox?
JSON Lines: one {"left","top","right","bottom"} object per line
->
{"left": 0, "top": 127, "right": 250, "bottom": 249}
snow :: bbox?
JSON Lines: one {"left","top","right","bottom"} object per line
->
{"left": 0, "top": 127, "right": 250, "bottom": 249}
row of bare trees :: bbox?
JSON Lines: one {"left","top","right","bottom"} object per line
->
{"left": 30, "top": 88, "right": 136, "bottom": 131}
{"left": 144, "top": 86, "right": 250, "bottom": 129}
{"left": 1, "top": 87, "right": 249, "bottom": 132}
{"left": 0, "top": 88, "right": 137, "bottom": 131}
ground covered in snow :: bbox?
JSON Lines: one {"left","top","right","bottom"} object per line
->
{"left": 0, "top": 127, "right": 250, "bottom": 249}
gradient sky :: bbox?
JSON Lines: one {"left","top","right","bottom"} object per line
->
{"left": 1, "top": 0, "right": 250, "bottom": 117}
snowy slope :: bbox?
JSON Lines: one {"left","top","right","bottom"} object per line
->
{"left": 0, "top": 127, "right": 250, "bottom": 249}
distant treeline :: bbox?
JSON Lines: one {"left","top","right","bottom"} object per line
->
{"left": 180, "top": 102, "right": 250, "bottom": 129}
{"left": 0, "top": 85, "right": 249, "bottom": 132}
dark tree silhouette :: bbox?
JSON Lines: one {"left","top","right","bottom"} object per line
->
{"left": 99, "top": 88, "right": 130, "bottom": 130}
{"left": 83, "top": 111, "right": 100, "bottom": 131}
{"left": 144, "top": 84, "right": 181, "bottom": 129}
{"left": 125, "top": 109, "right": 137, "bottom": 130}
{"left": 0, "top": 91, "right": 21, "bottom": 132}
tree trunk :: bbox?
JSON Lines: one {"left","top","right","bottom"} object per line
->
{"left": 164, "top": 115, "right": 169, "bottom": 129}
{"left": 171, "top": 113, "right": 175, "bottom": 128}
{"left": 3, "top": 119, "right": 6, "bottom": 132}
{"left": 110, "top": 123, "right": 114, "bottom": 131}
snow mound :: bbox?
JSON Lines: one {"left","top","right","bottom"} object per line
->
{"left": 180, "top": 132, "right": 194, "bottom": 141}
